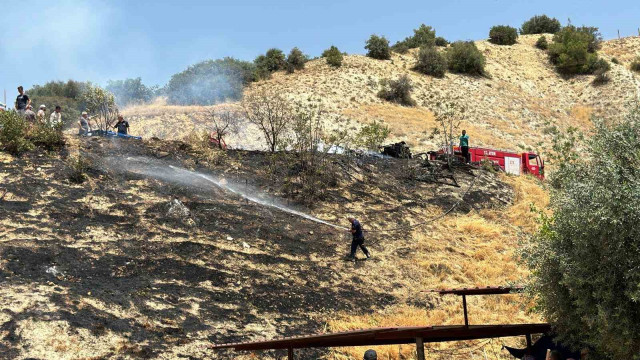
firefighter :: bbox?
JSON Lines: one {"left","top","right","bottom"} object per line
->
{"left": 459, "top": 129, "right": 470, "bottom": 164}
{"left": 346, "top": 217, "right": 371, "bottom": 260}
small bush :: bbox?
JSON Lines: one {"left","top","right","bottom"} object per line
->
{"left": 414, "top": 46, "right": 447, "bottom": 78}
{"left": 67, "top": 155, "right": 90, "bottom": 184}
{"left": 322, "top": 46, "right": 343, "bottom": 67}
{"left": 377, "top": 75, "right": 416, "bottom": 106}
{"left": 30, "top": 123, "right": 65, "bottom": 151}
{"left": 489, "top": 25, "right": 518, "bottom": 45}
{"left": 392, "top": 24, "right": 436, "bottom": 51}
{"left": 286, "top": 47, "right": 307, "bottom": 72}
{"left": 631, "top": 58, "right": 640, "bottom": 72}
{"left": 611, "top": 57, "right": 620, "bottom": 65}
{"left": 356, "top": 120, "right": 390, "bottom": 150}
{"left": 520, "top": 15, "right": 562, "bottom": 34}
{"left": 536, "top": 36, "right": 548, "bottom": 50}
{"left": 446, "top": 41, "right": 486, "bottom": 76}
{"left": 365, "top": 35, "right": 391, "bottom": 60}
{"left": 0, "top": 111, "right": 33, "bottom": 155}
{"left": 435, "top": 37, "right": 449, "bottom": 47}
{"left": 549, "top": 25, "right": 603, "bottom": 75}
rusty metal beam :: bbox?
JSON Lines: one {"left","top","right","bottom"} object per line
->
{"left": 210, "top": 324, "right": 551, "bottom": 351}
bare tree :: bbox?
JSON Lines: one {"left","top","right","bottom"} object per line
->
{"left": 432, "top": 101, "right": 464, "bottom": 168}
{"left": 242, "top": 90, "right": 293, "bottom": 152}
{"left": 208, "top": 108, "right": 241, "bottom": 149}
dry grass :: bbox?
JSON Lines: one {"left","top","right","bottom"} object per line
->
{"left": 326, "top": 175, "right": 546, "bottom": 360}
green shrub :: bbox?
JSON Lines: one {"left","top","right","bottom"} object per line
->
{"left": 166, "top": 58, "right": 256, "bottom": 105}
{"left": 631, "top": 57, "right": 640, "bottom": 72}
{"left": 322, "top": 46, "right": 343, "bottom": 67}
{"left": 377, "top": 75, "right": 416, "bottom": 106}
{"left": 435, "top": 37, "right": 449, "bottom": 47}
{"left": 520, "top": 14, "right": 562, "bottom": 34}
{"left": 286, "top": 47, "right": 307, "bottom": 72}
{"left": 548, "top": 25, "right": 603, "bottom": 75}
{"left": 446, "top": 41, "right": 486, "bottom": 76}
{"left": 365, "top": 35, "right": 391, "bottom": 60}
{"left": 106, "top": 77, "right": 156, "bottom": 107}
{"left": 30, "top": 123, "right": 65, "bottom": 151}
{"left": 392, "top": 24, "right": 436, "bottom": 51}
{"left": 67, "top": 155, "right": 90, "bottom": 184}
{"left": 356, "top": 120, "right": 390, "bottom": 150}
{"left": 0, "top": 111, "right": 33, "bottom": 155}
{"left": 414, "top": 46, "right": 447, "bottom": 78}
{"left": 254, "top": 48, "right": 286, "bottom": 78}
{"left": 536, "top": 35, "right": 549, "bottom": 50}
{"left": 611, "top": 57, "right": 620, "bottom": 65}
{"left": 489, "top": 25, "right": 518, "bottom": 45}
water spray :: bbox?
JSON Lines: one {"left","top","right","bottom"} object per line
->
{"left": 110, "top": 156, "right": 348, "bottom": 230}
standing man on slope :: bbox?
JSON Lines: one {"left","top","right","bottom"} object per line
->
{"left": 15, "top": 86, "right": 31, "bottom": 115}
{"left": 459, "top": 129, "right": 470, "bottom": 164}
{"left": 347, "top": 217, "right": 371, "bottom": 261}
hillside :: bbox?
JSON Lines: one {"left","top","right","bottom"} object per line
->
{"left": 2, "top": 35, "right": 639, "bottom": 360}
{"left": 123, "top": 35, "right": 640, "bottom": 154}
{"left": 1, "top": 136, "right": 544, "bottom": 359}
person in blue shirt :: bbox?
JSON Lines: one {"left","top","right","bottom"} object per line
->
{"left": 459, "top": 130, "right": 470, "bottom": 164}
{"left": 347, "top": 217, "right": 371, "bottom": 260}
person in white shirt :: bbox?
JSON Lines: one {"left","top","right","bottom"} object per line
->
{"left": 49, "top": 105, "right": 62, "bottom": 127}
{"left": 37, "top": 104, "right": 47, "bottom": 123}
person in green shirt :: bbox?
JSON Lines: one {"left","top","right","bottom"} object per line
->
{"left": 459, "top": 130, "right": 470, "bottom": 164}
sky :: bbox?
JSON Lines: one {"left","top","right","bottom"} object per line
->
{"left": 1, "top": 0, "right": 639, "bottom": 97}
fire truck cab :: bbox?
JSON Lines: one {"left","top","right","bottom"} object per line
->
{"left": 431, "top": 146, "right": 545, "bottom": 180}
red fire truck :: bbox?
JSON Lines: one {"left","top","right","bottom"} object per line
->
{"left": 430, "top": 146, "right": 545, "bottom": 180}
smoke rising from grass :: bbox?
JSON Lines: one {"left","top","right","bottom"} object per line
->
{"left": 106, "top": 156, "right": 348, "bottom": 230}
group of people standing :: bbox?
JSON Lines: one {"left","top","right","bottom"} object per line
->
{"left": 12, "top": 85, "right": 130, "bottom": 136}
{"left": 14, "top": 86, "right": 62, "bottom": 127}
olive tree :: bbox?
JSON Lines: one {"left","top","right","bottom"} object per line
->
{"left": 81, "top": 84, "right": 118, "bottom": 131}
{"left": 524, "top": 103, "right": 640, "bottom": 358}
{"left": 208, "top": 108, "right": 241, "bottom": 149}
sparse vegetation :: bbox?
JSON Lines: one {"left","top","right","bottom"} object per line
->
{"left": 520, "top": 14, "right": 562, "bottom": 34}
{"left": 365, "top": 35, "right": 391, "bottom": 60}
{"left": 611, "top": 57, "right": 620, "bottom": 65}
{"left": 392, "top": 24, "right": 436, "bottom": 51}
{"left": 446, "top": 41, "right": 486, "bottom": 76}
{"left": 414, "top": 46, "right": 447, "bottom": 78}
{"left": 67, "top": 155, "right": 90, "bottom": 183}
{"left": 434, "top": 36, "right": 449, "bottom": 47}
{"left": 525, "top": 103, "right": 640, "bottom": 358}
{"left": 322, "top": 46, "right": 343, "bottom": 67}
{"left": 286, "top": 47, "right": 308, "bottom": 73}
{"left": 548, "top": 25, "right": 603, "bottom": 75}
{"left": 631, "top": 57, "right": 640, "bottom": 72}
{"left": 377, "top": 75, "right": 416, "bottom": 106}
{"left": 535, "top": 35, "right": 548, "bottom": 50}
{"left": 356, "top": 120, "right": 390, "bottom": 150}
{"left": 208, "top": 109, "right": 241, "bottom": 149}
{"left": 489, "top": 25, "right": 518, "bottom": 45}
{"left": 166, "top": 58, "right": 256, "bottom": 105}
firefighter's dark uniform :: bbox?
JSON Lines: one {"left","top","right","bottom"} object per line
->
{"left": 349, "top": 219, "right": 370, "bottom": 259}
